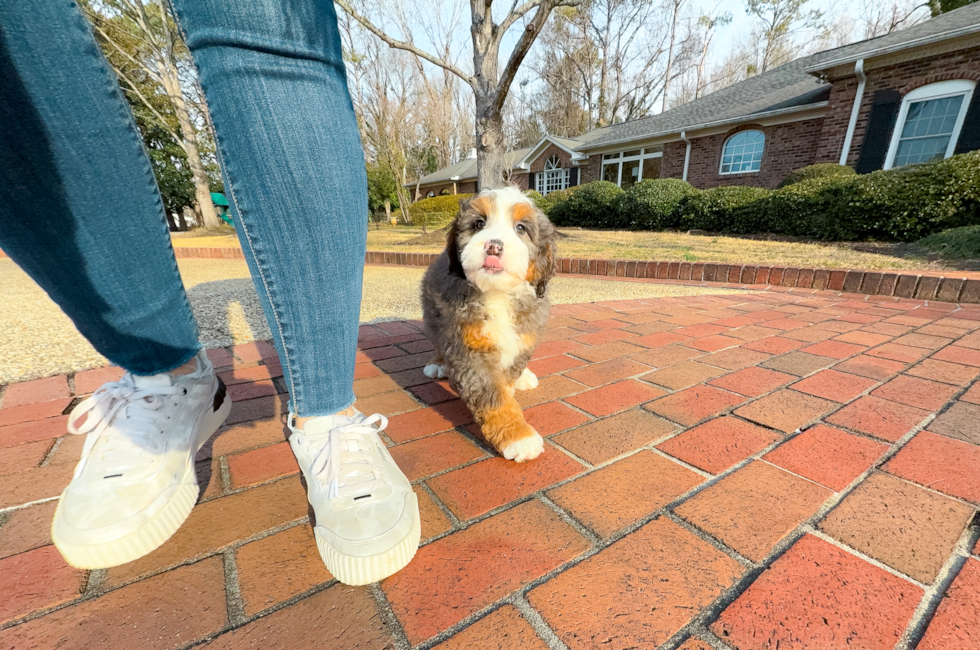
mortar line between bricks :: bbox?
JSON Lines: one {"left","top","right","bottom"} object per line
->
{"left": 665, "top": 624, "right": 735, "bottom": 650}
{"left": 535, "top": 493, "right": 603, "bottom": 547}
{"left": 508, "top": 593, "right": 571, "bottom": 650}
{"left": 0, "top": 494, "right": 59, "bottom": 515}
{"left": 222, "top": 549, "right": 247, "bottom": 627}
{"left": 416, "top": 480, "right": 463, "bottom": 531}
{"left": 662, "top": 510, "right": 757, "bottom": 568}
{"left": 542, "top": 436, "right": 595, "bottom": 470}
{"left": 896, "top": 522, "right": 980, "bottom": 650}
{"left": 805, "top": 526, "right": 929, "bottom": 588}
{"left": 369, "top": 582, "right": 413, "bottom": 650}
{"left": 38, "top": 437, "right": 62, "bottom": 467}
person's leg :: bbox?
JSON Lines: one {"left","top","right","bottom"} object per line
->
{"left": 171, "top": 0, "right": 418, "bottom": 586}
{"left": 171, "top": 0, "right": 367, "bottom": 419}
{"left": 1, "top": 1, "right": 233, "bottom": 570}
{"left": 0, "top": 0, "right": 200, "bottom": 375}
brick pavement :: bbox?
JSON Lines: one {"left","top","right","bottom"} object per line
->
{"left": 2, "top": 282, "right": 980, "bottom": 649}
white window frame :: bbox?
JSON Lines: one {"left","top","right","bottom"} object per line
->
{"left": 536, "top": 154, "right": 570, "bottom": 195}
{"left": 719, "top": 130, "right": 765, "bottom": 175}
{"left": 600, "top": 146, "right": 664, "bottom": 188}
{"left": 884, "top": 79, "right": 975, "bottom": 170}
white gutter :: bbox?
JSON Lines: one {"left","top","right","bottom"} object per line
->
{"left": 839, "top": 59, "right": 866, "bottom": 166}
{"left": 576, "top": 101, "right": 829, "bottom": 153}
{"left": 680, "top": 131, "right": 691, "bottom": 182}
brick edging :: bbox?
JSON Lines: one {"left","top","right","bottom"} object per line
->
{"left": 164, "top": 247, "right": 980, "bottom": 304}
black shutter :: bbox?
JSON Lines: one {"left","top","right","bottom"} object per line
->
{"left": 954, "top": 89, "right": 980, "bottom": 154}
{"left": 856, "top": 89, "right": 901, "bottom": 174}
{"left": 528, "top": 172, "right": 536, "bottom": 191}
{"left": 568, "top": 167, "right": 579, "bottom": 186}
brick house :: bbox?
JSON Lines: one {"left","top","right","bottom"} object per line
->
{"left": 412, "top": 3, "right": 980, "bottom": 197}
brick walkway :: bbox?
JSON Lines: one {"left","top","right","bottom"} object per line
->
{"left": 2, "top": 282, "right": 980, "bottom": 649}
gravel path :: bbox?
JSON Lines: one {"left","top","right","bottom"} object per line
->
{"left": 0, "top": 258, "right": 750, "bottom": 383}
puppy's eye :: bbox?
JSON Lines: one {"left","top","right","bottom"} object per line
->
{"left": 515, "top": 223, "right": 527, "bottom": 234}
{"left": 473, "top": 219, "right": 485, "bottom": 230}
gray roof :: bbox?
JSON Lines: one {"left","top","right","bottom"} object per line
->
{"left": 577, "top": 2, "right": 980, "bottom": 151}
{"left": 413, "top": 147, "right": 532, "bottom": 186}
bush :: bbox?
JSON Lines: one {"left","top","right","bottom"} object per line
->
{"left": 915, "top": 225, "right": 980, "bottom": 260}
{"left": 548, "top": 181, "right": 623, "bottom": 227}
{"left": 393, "top": 193, "right": 473, "bottom": 227}
{"left": 833, "top": 151, "right": 980, "bottom": 241}
{"left": 524, "top": 189, "right": 553, "bottom": 215}
{"left": 756, "top": 175, "right": 855, "bottom": 238}
{"left": 677, "top": 185, "right": 771, "bottom": 232}
{"left": 612, "top": 179, "right": 696, "bottom": 230}
{"left": 777, "top": 163, "right": 856, "bottom": 188}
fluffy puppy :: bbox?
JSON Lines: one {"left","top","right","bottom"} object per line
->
{"left": 421, "top": 186, "right": 556, "bottom": 462}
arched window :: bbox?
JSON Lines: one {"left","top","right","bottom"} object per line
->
{"left": 426, "top": 191, "right": 435, "bottom": 198}
{"left": 720, "top": 130, "right": 765, "bottom": 174}
{"left": 885, "top": 80, "right": 976, "bottom": 169}
{"left": 536, "top": 154, "right": 569, "bottom": 195}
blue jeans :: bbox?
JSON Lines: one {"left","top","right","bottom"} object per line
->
{"left": 0, "top": 0, "right": 367, "bottom": 416}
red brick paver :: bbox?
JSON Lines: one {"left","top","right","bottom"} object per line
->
{"left": 4, "top": 288, "right": 980, "bottom": 648}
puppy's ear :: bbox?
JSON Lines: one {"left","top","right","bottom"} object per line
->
{"left": 445, "top": 211, "right": 465, "bottom": 278}
{"left": 530, "top": 214, "right": 557, "bottom": 299}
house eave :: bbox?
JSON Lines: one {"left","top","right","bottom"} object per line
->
{"left": 576, "top": 101, "right": 829, "bottom": 154}
{"left": 804, "top": 24, "right": 980, "bottom": 73}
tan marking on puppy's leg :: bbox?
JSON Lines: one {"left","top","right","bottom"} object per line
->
{"left": 477, "top": 393, "right": 543, "bottom": 462}
{"left": 462, "top": 323, "right": 495, "bottom": 352}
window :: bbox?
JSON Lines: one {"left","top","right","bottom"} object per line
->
{"left": 600, "top": 146, "right": 663, "bottom": 188}
{"left": 885, "top": 80, "right": 975, "bottom": 169}
{"left": 720, "top": 130, "right": 765, "bottom": 174}
{"left": 426, "top": 191, "right": 435, "bottom": 198}
{"left": 536, "top": 154, "right": 569, "bottom": 195}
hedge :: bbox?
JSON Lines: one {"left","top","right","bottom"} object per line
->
{"left": 777, "top": 163, "right": 856, "bottom": 188}
{"left": 546, "top": 152, "right": 980, "bottom": 242}
{"left": 677, "top": 185, "right": 772, "bottom": 233}
{"left": 393, "top": 193, "right": 473, "bottom": 227}
{"left": 548, "top": 181, "right": 622, "bottom": 227}
{"left": 613, "top": 179, "right": 697, "bottom": 230}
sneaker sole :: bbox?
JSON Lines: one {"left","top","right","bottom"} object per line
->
{"left": 314, "top": 495, "right": 421, "bottom": 586}
{"left": 51, "top": 390, "right": 232, "bottom": 570}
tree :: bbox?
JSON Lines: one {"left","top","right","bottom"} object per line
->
{"left": 746, "top": 0, "right": 824, "bottom": 72}
{"left": 862, "top": 0, "right": 929, "bottom": 37}
{"left": 83, "top": 0, "right": 221, "bottom": 227}
{"left": 930, "top": 0, "right": 979, "bottom": 15}
{"left": 366, "top": 162, "right": 400, "bottom": 223}
{"left": 336, "top": 0, "right": 582, "bottom": 190}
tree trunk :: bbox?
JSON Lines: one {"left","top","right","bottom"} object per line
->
{"left": 475, "top": 96, "right": 507, "bottom": 190}
{"left": 159, "top": 62, "right": 220, "bottom": 228}
{"left": 662, "top": 1, "right": 681, "bottom": 112}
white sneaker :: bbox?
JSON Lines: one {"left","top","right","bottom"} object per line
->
{"left": 51, "top": 350, "right": 231, "bottom": 569}
{"left": 288, "top": 411, "right": 420, "bottom": 586}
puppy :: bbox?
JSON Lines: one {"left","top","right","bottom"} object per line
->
{"left": 421, "top": 186, "right": 557, "bottom": 462}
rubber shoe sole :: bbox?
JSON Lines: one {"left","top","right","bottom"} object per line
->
{"left": 51, "top": 392, "right": 232, "bottom": 570}
{"left": 314, "top": 494, "right": 421, "bottom": 586}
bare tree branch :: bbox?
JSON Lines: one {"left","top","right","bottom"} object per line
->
{"left": 334, "top": 0, "right": 476, "bottom": 87}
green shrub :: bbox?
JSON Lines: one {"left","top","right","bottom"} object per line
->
{"left": 777, "top": 163, "right": 856, "bottom": 188}
{"left": 524, "top": 189, "right": 553, "bottom": 215}
{"left": 393, "top": 193, "right": 474, "bottom": 227}
{"left": 612, "top": 179, "right": 696, "bottom": 230}
{"left": 757, "top": 176, "right": 855, "bottom": 238}
{"left": 832, "top": 151, "right": 980, "bottom": 241}
{"left": 915, "top": 225, "right": 980, "bottom": 260}
{"left": 548, "top": 181, "right": 623, "bottom": 227}
{"left": 677, "top": 186, "right": 771, "bottom": 232}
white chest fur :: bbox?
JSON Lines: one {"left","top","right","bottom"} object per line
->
{"left": 481, "top": 283, "right": 532, "bottom": 369}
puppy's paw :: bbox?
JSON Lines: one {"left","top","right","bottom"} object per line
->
{"left": 514, "top": 368, "right": 538, "bottom": 391}
{"left": 423, "top": 364, "right": 447, "bottom": 379}
{"left": 501, "top": 431, "right": 544, "bottom": 463}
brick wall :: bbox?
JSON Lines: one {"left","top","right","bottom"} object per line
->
{"left": 581, "top": 154, "right": 603, "bottom": 183}
{"left": 528, "top": 144, "right": 575, "bottom": 172}
{"left": 662, "top": 120, "right": 825, "bottom": 189}
{"left": 817, "top": 46, "right": 980, "bottom": 166}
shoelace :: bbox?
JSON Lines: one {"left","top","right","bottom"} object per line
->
{"left": 68, "top": 374, "right": 181, "bottom": 476}
{"left": 303, "top": 414, "right": 389, "bottom": 500}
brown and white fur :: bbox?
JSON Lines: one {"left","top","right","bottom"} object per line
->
{"left": 421, "top": 187, "right": 557, "bottom": 462}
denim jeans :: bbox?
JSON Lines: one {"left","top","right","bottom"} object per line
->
{"left": 0, "top": 0, "right": 366, "bottom": 416}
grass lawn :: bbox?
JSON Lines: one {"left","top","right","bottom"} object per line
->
{"left": 172, "top": 224, "right": 946, "bottom": 271}
{"left": 363, "top": 225, "right": 934, "bottom": 271}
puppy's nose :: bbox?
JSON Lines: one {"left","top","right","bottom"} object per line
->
{"left": 485, "top": 239, "right": 504, "bottom": 256}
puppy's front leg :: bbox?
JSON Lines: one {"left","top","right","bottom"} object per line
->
{"left": 470, "top": 383, "right": 543, "bottom": 463}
